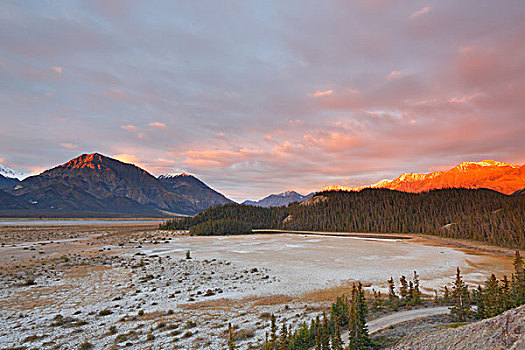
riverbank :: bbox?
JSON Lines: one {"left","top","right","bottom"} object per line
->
{"left": 253, "top": 228, "right": 524, "bottom": 258}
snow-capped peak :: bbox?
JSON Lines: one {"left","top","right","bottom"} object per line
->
{"left": 456, "top": 160, "right": 517, "bottom": 170}
{"left": 0, "top": 163, "right": 27, "bottom": 180}
{"left": 158, "top": 172, "right": 191, "bottom": 179}
{"left": 278, "top": 190, "right": 299, "bottom": 196}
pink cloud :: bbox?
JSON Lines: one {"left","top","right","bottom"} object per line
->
{"left": 388, "top": 70, "right": 403, "bottom": 80}
{"left": 409, "top": 6, "right": 431, "bottom": 20}
{"left": 304, "top": 131, "right": 360, "bottom": 153}
{"left": 309, "top": 89, "right": 334, "bottom": 97}
{"left": 29, "top": 167, "right": 46, "bottom": 176}
{"left": 181, "top": 148, "right": 264, "bottom": 167}
{"left": 149, "top": 121, "right": 167, "bottom": 130}
{"left": 113, "top": 153, "right": 141, "bottom": 166}
{"left": 121, "top": 124, "right": 137, "bottom": 132}
{"left": 59, "top": 142, "right": 78, "bottom": 150}
{"left": 102, "top": 88, "right": 129, "bottom": 102}
{"left": 449, "top": 93, "right": 484, "bottom": 104}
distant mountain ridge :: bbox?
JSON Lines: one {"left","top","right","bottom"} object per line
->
{"left": 243, "top": 190, "right": 313, "bottom": 207}
{"left": 158, "top": 173, "right": 234, "bottom": 210}
{"left": 0, "top": 163, "right": 22, "bottom": 189}
{"left": 0, "top": 174, "right": 19, "bottom": 189}
{"left": 0, "top": 163, "right": 25, "bottom": 180}
{"left": 1, "top": 153, "right": 233, "bottom": 216}
{"left": 322, "top": 160, "right": 525, "bottom": 195}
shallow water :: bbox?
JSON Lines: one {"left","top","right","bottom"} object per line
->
{"left": 0, "top": 218, "right": 164, "bottom": 226}
{"left": 142, "top": 233, "right": 514, "bottom": 295}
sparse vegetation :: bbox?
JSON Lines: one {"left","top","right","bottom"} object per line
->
{"left": 77, "top": 341, "right": 92, "bottom": 350}
{"left": 98, "top": 309, "right": 113, "bottom": 316}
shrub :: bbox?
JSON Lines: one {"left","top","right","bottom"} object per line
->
{"left": 98, "top": 309, "right": 113, "bottom": 316}
{"left": 78, "top": 341, "right": 93, "bottom": 350}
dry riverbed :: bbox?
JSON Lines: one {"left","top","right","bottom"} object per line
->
{"left": 0, "top": 225, "right": 516, "bottom": 349}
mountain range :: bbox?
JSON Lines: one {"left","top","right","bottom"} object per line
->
{"left": 1, "top": 156, "right": 523, "bottom": 217}
{"left": 242, "top": 190, "right": 313, "bottom": 207}
{"left": 0, "top": 153, "right": 233, "bottom": 216}
{"left": 322, "top": 160, "right": 525, "bottom": 195}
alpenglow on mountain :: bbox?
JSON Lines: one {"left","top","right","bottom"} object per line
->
{"left": 242, "top": 190, "right": 313, "bottom": 207}
{"left": 322, "top": 160, "right": 525, "bottom": 195}
{"left": 0, "top": 153, "right": 233, "bottom": 216}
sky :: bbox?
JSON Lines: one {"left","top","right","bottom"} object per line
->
{"left": 1, "top": 0, "right": 525, "bottom": 202}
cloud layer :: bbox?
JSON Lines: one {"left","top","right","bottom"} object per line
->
{"left": 1, "top": 0, "right": 524, "bottom": 201}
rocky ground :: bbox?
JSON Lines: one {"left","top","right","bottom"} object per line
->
{"left": 0, "top": 225, "right": 330, "bottom": 349}
{"left": 387, "top": 305, "right": 524, "bottom": 349}
{"left": 0, "top": 225, "right": 521, "bottom": 349}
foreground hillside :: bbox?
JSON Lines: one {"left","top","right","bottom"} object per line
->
{"left": 162, "top": 188, "right": 525, "bottom": 249}
{"left": 390, "top": 305, "right": 524, "bottom": 350}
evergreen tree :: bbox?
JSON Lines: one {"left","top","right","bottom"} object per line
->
{"left": 413, "top": 271, "right": 422, "bottom": 305}
{"left": 331, "top": 316, "right": 343, "bottom": 350}
{"left": 450, "top": 267, "right": 470, "bottom": 321}
{"left": 270, "top": 314, "right": 278, "bottom": 349}
{"left": 473, "top": 285, "right": 485, "bottom": 320}
{"left": 399, "top": 276, "right": 408, "bottom": 301}
{"left": 293, "top": 323, "right": 312, "bottom": 349}
{"left": 348, "top": 283, "right": 370, "bottom": 350}
{"left": 387, "top": 277, "right": 397, "bottom": 302}
{"left": 315, "top": 315, "right": 322, "bottom": 350}
{"left": 511, "top": 250, "right": 524, "bottom": 306}
{"left": 443, "top": 286, "right": 450, "bottom": 304}
{"left": 408, "top": 281, "right": 414, "bottom": 302}
{"left": 320, "top": 313, "right": 330, "bottom": 350}
{"left": 330, "top": 295, "right": 349, "bottom": 328}
{"left": 483, "top": 274, "right": 502, "bottom": 318}
{"left": 278, "top": 321, "right": 288, "bottom": 350}
{"left": 501, "top": 275, "right": 511, "bottom": 310}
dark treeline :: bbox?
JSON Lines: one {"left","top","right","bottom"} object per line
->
{"left": 160, "top": 188, "right": 525, "bottom": 249}
{"left": 160, "top": 204, "right": 288, "bottom": 235}
{"left": 189, "top": 219, "right": 252, "bottom": 236}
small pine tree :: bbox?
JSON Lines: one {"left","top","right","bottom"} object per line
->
{"left": 278, "top": 321, "right": 288, "bottom": 350}
{"left": 408, "top": 281, "right": 414, "bottom": 302}
{"left": 270, "top": 314, "right": 278, "bottom": 348}
{"left": 388, "top": 277, "right": 397, "bottom": 302}
{"left": 501, "top": 275, "right": 511, "bottom": 310}
{"left": 320, "top": 313, "right": 330, "bottom": 350}
{"left": 511, "top": 250, "right": 524, "bottom": 306}
{"left": 413, "top": 271, "right": 422, "bottom": 305}
{"left": 348, "top": 283, "right": 370, "bottom": 350}
{"left": 473, "top": 285, "right": 485, "bottom": 319}
{"left": 331, "top": 315, "right": 343, "bottom": 350}
{"left": 399, "top": 276, "right": 408, "bottom": 301}
{"left": 483, "top": 274, "right": 502, "bottom": 318}
{"left": 450, "top": 267, "right": 470, "bottom": 321}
